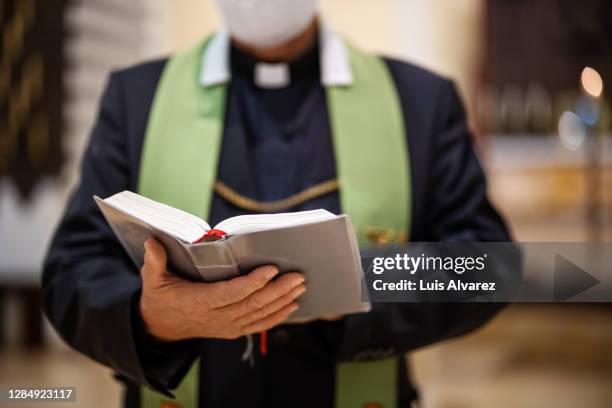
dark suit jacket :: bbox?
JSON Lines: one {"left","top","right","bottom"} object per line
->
{"left": 42, "top": 54, "right": 512, "bottom": 408}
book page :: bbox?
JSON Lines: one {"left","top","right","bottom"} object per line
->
{"left": 104, "top": 191, "right": 210, "bottom": 243}
{"left": 215, "top": 209, "right": 337, "bottom": 235}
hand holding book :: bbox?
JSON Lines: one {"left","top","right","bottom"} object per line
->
{"left": 139, "top": 238, "right": 306, "bottom": 342}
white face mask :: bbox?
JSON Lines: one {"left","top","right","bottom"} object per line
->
{"left": 215, "top": 0, "right": 319, "bottom": 48}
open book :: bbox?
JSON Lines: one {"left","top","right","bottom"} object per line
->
{"left": 95, "top": 191, "right": 370, "bottom": 321}
{"left": 101, "top": 190, "right": 338, "bottom": 243}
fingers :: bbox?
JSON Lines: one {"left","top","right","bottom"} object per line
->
{"left": 206, "top": 265, "right": 280, "bottom": 307}
{"left": 224, "top": 272, "right": 305, "bottom": 316}
{"left": 242, "top": 302, "right": 299, "bottom": 335}
{"left": 141, "top": 238, "right": 169, "bottom": 281}
{"left": 232, "top": 282, "right": 306, "bottom": 327}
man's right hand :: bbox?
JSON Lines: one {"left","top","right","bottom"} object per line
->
{"left": 139, "top": 238, "right": 305, "bottom": 342}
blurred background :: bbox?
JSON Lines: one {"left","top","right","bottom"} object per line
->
{"left": 0, "top": 0, "right": 611, "bottom": 407}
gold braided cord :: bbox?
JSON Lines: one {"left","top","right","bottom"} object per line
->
{"left": 214, "top": 179, "right": 339, "bottom": 213}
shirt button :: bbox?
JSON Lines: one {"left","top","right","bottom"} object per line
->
{"left": 270, "top": 329, "right": 290, "bottom": 346}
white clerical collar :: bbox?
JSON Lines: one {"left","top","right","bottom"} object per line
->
{"left": 199, "top": 22, "right": 354, "bottom": 87}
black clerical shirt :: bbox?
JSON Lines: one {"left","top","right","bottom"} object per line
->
{"left": 211, "top": 41, "right": 340, "bottom": 226}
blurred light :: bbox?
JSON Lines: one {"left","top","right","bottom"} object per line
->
{"left": 580, "top": 67, "right": 603, "bottom": 98}
{"left": 575, "top": 95, "right": 600, "bottom": 126}
{"left": 558, "top": 111, "right": 586, "bottom": 151}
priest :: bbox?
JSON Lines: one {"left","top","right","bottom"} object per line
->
{"left": 43, "top": 1, "right": 514, "bottom": 407}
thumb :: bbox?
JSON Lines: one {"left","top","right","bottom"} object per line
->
{"left": 142, "top": 237, "right": 169, "bottom": 282}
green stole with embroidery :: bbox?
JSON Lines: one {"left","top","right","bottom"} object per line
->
{"left": 138, "top": 35, "right": 411, "bottom": 408}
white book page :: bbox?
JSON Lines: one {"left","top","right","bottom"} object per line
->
{"left": 215, "top": 209, "right": 337, "bottom": 235}
{"left": 105, "top": 191, "right": 210, "bottom": 243}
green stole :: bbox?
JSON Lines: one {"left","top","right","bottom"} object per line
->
{"left": 138, "top": 36, "right": 411, "bottom": 408}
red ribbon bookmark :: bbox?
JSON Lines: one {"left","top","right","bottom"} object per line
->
{"left": 260, "top": 331, "right": 268, "bottom": 355}
{"left": 192, "top": 229, "right": 227, "bottom": 243}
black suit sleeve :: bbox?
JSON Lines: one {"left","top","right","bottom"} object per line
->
{"left": 42, "top": 73, "right": 197, "bottom": 395}
{"left": 336, "top": 80, "right": 513, "bottom": 361}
